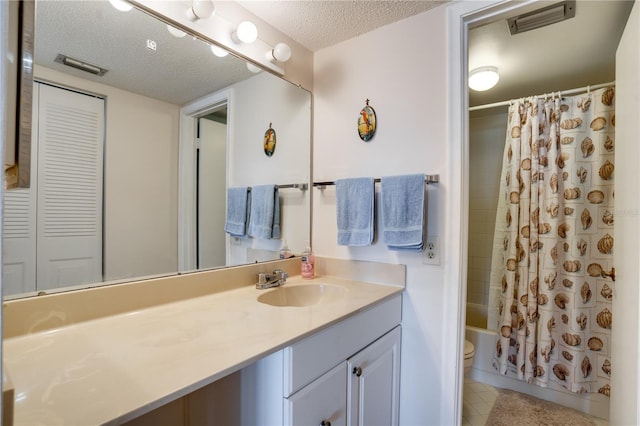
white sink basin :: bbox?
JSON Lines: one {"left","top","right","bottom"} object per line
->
{"left": 257, "top": 283, "right": 346, "bottom": 307}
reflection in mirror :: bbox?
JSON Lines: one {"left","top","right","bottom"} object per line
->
{"left": 2, "top": 0, "right": 311, "bottom": 298}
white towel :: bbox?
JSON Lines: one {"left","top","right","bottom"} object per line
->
{"left": 380, "top": 174, "right": 425, "bottom": 251}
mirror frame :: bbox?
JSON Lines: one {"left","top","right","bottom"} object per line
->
{"left": 5, "top": 0, "right": 34, "bottom": 190}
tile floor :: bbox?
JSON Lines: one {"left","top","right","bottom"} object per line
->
{"left": 462, "top": 377, "right": 610, "bottom": 426}
{"left": 462, "top": 378, "right": 499, "bottom": 425}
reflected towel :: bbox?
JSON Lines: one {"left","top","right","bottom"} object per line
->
{"left": 272, "top": 189, "right": 281, "bottom": 239}
{"left": 336, "top": 177, "right": 375, "bottom": 246}
{"left": 248, "top": 185, "right": 280, "bottom": 239}
{"left": 381, "top": 174, "right": 425, "bottom": 251}
{"left": 224, "top": 187, "right": 250, "bottom": 237}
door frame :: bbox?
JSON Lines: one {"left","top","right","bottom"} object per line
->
{"left": 445, "top": 1, "right": 568, "bottom": 424}
{"left": 447, "top": 1, "right": 640, "bottom": 424}
{"left": 178, "top": 88, "right": 232, "bottom": 272}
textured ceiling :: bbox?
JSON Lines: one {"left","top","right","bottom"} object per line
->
{"left": 35, "top": 0, "right": 254, "bottom": 105}
{"left": 34, "top": 1, "right": 634, "bottom": 109}
{"left": 34, "top": 0, "right": 446, "bottom": 105}
{"left": 236, "top": 0, "right": 447, "bottom": 52}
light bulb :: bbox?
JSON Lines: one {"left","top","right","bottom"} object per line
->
{"left": 469, "top": 66, "right": 500, "bottom": 91}
{"left": 271, "top": 43, "right": 292, "bottom": 62}
{"left": 234, "top": 21, "right": 258, "bottom": 44}
{"left": 108, "top": 0, "right": 133, "bottom": 12}
{"left": 210, "top": 45, "right": 229, "bottom": 58}
{"left": 167, "top": 25, "right": 186, "bottom": 38}
{"left": 187, "top": 0, "right": 215, "bottom": 21}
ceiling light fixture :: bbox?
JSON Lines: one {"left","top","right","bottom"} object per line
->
{"left": 469, "top": 66, "right": 500, "bottom": 91}
{"left": 187, "top": 0, "right": 215, "bottom": 21}
{"left": 269, "top": 43, "right": 292, "bottom": 63}
{"left": 210, "top": 45, "right": 229, "bottom": 58}
{"left": 232, "top": 21, "right": 258, "bottom": 44}
{"left": 108, "top": 0, "right": 133, "bottom": 12}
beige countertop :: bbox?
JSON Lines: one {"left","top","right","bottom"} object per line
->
{"left": 3, "top": 274, "right": 402, "bottom": 425}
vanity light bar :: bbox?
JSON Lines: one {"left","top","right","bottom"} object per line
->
{"left": 55, "top": 54, "right": 109, "bottom": 76}
{"left": 313, "top": 174, "right": 440, "bottom": 189}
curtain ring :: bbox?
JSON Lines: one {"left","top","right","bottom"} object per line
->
{"left": 587, "top": 85, "right": 591, "bottom": 94}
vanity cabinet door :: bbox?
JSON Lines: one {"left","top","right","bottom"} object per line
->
{"left": 285, "top": 362, "right": 347, "bottom": 426}
{"left": 347, "top": 326, "right": 401, "bottom": 426}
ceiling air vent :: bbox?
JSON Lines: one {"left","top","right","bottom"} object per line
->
{"left": 507, "top": 0, "right": 576, "bottom": 35}
{"left": 55, "top": 54, "right": 109, "bottom": 76}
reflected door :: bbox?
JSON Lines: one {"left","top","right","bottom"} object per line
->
{"left": 2, "top": 83, "right": 104, "bottom": 294}
{"left": 197, "top": 116, "right": 227, "bottom": 269}
{"left": 36, "top": 84, "right": 104, "bottom": 290}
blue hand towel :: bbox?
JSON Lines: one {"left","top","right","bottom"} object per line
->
{"left": 336, "top": 177, "right": 375, "bottom": 246}
{"left": 224, "top": 187, "right": 250, "bottom": 237}
{"left": 381, "top": 174, "right": 425, "bottom": 251}
{"left": 272, "top": 189, "right": 281, "bottom": 239}
{"left": 248, "top": 185, "right": 280, "bottom": 239}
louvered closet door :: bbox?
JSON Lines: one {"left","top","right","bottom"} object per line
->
{"left": 36, "top": 84, "right": 104, "bottom": 290}
{"left": 2, "top": 182, "right": 37, "bottom": 293}
{"left": 2, "top": 84, "right": 40, "bottom": 295}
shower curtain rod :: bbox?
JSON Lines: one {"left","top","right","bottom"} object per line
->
{"left": 469, "top": 81, "right": 615, "bottom": 112}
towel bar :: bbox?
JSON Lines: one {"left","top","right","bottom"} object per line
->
{"left": 313, "top": 174, "right": 439, "bottom": 189}
{"left": 247, "top": 183, "right": 308, "bottom": 191}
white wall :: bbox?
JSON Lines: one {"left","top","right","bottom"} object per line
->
{"left": 228, "top": 72, "right": 311, "bottom": 260}
{"left": 612, "top": 1, "right": 640, "bottom": 424}
{"left": 313, "top": 6, "right": 449, "bottom": 424}
{"left": 33, "top": 66, "right": 180, "bottom": 282}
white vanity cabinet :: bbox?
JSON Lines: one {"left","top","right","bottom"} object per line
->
{"left": 242, "top": 294, "right": 402, "bottom": 426}
{"left": 285, "top": 362, "right": 348, "bottom": 426}
{"left": 285, "top": 326, "right": 401, "bottom": 426}
{"left": 347, "top": 326, "right": 401, "bottom": 426}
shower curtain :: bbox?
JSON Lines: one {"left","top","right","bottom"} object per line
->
{"left": 491, "top": 86, "right": 615, "bottom": 396}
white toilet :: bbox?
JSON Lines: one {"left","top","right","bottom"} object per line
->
{"left": 464, "top": 340, "right": 475, "bottom": 374}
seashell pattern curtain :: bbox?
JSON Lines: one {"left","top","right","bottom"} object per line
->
{"left": 491, "top": 87, "right": 615, "bottom": 396}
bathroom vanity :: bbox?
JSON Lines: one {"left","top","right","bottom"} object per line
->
{"left": 2, "top": 258, "right": 404, "bottom": 425}
{"left": 241, "top": 294, "right": 401, "bottom": 426}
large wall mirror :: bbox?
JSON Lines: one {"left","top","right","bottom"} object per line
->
{"left": 2, "top": 0, "right": 311, "bottom": 298}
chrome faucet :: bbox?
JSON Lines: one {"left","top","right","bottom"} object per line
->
{"left": 256, "top": 269, "right": 288, "bottom": 289}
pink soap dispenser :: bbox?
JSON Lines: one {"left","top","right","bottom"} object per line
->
{"left": 301, "top": 241, "right": 315, "bottom": 278}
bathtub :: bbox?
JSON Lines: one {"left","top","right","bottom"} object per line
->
{"left": 465, "top": 302, "right": 488, "bottom": 329}
{"left": 465, "top": 325, "right": 610, "bottom": 420}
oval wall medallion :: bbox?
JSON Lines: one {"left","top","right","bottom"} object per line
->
{"left": 264, "top": 123, "right": 276, "bottom": 157}
{"left": 357, "top": 99, "right": 377, "bottom": 141}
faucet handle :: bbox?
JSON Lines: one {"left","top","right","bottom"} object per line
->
{"left": 258, "top": 273, "right": 270, "bottom": 284}
{"left": 274, "top": 269, "right": 288, "bottom": 281}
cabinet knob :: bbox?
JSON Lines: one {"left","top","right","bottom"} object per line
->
{"left": 352, "top": 366, "right": 362, "bottom": 377}
{"left": 320, "top": 421, "right": 331, "bottom": 426}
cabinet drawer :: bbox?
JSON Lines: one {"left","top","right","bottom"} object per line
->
{"left": 284, "top": 294, "right": 401, "bottom": 396}
{"left": 285, "top": 362, "right": 347, "bottom": 426}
